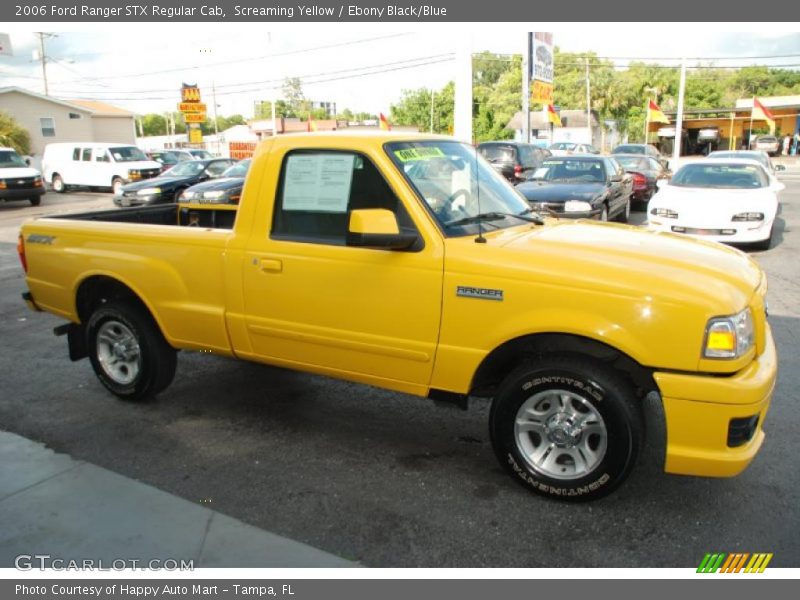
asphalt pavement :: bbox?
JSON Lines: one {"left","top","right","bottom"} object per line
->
{"left": 0, "top": 176, "right": 798, "bottom": 568}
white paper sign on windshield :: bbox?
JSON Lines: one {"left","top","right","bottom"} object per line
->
{"left": 283, "top": 153, "right": 354, "bottom": 213}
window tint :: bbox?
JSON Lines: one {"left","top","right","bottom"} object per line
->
{"left": 272, "top": 151, "right": 408, "bottom": 245}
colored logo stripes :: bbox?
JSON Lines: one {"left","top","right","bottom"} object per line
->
{"left": 697, "top": 553, "right": 773, "bottom": 573}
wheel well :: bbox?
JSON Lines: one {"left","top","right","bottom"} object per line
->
{"left": 470, "top": 333, "right": 657, "bottom": 399}
{"left": 75, "top": 276, "right": 150, "bottom": 325}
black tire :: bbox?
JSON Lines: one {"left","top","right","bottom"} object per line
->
{"left": 29, "top": 196, "right": 42, "bottom": 207}
{"left": 599, "top": 205, "right": 609, "bottom": 222}
{"left": 51, "top": 174, "right": 66, "bottom": 193}
{"left": 489, "top": 354, "right": 643, "bottom": 501}
{"left": 615, "top": 196, "right": 631, "bottom": 223}
{"left": 86, "top": 301, "right": 177, "bottom": 401}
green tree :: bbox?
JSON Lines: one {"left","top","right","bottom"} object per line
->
{"left": 0, "top": 111, "right": 31, "bottom": 154}
{"left": 390, "top": 82, "right": 454, "bottom": 134}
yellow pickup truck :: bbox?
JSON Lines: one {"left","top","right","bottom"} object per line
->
{"left": 18, "top": 133, "right": 777, "bottom": 501}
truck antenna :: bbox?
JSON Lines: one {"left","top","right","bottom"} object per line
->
{"left": 474, "top": 145, "right": 486, "bottom": 244}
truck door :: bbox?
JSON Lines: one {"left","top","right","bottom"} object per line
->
{"left": 241, "top": 149, "right": 444, "bottom": 390}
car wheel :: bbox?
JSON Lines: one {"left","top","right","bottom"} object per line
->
{"left": 599, "top": 205, "right": 609, "bottom": 222}
{"left": 615, "top": 197, "right": 631, "bottom": 223}
{"left": 51, "top": 174, "right": 66, "bottom": 193}
{"left": 489, "top": 354, "right": 643, "bottom": 501}
{"left": 112, "top": 177, "right": 124, "bottom": 196}
{"left": 29, "top": 196, "right": 42, "bottom": 207}
{"left": 86, "top": 301, "right": 177, "bottom": 401}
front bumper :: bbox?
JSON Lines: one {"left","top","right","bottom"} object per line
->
{"left": 648, "top": 219, "right": 774, "bottom": 244}
{"left": 0, "top": 187, "right": 45, "bottom": 201}
{"left": 654, "top": 323, "right": 777, "bottom": 477}
{"left": 113, "top": 193, "right": 167, "bottom": 207}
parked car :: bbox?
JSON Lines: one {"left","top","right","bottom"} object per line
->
{"left": 516, "top": 155, "right": 633, "bottom": 222}
{"left": 611, "top": 143, "right": 670, "bottom": 170}
{"left": 147, "top": 149, "right": 193, "bottom": 174}
{"left": 0, "top": 146, "right": 45, "bottom": 206}
{"left": 185, "top": 149, "right": 214, "bottom": 159}
{"left": 179, "top": 159, "right": 250, "bottom": 204}
{"left": 612, "top": 153, "right": 670, "bottom": 208}
{"left": 549, "top": 142, "right": 599, "bottom": 156}
{"left": 114, "top": 158, "right": 236, "bottom": 207}
{"left": 708, "top": 150, "right": 786, "bottom": 180}
{"left": 42, "top": 142, "right": 162, "bottom": 195}
{"left": 753, "top": 135, "right": 780, "bottom": 157}
{"left": 477, "top": 141, "right": 551, "bottom": 183}
{"left": 647, "top": 158, "right": 783, "bottom": 250}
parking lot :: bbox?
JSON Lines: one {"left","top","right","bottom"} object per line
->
{"left": 1, "top": 178, "right": 798, "bottom": 568}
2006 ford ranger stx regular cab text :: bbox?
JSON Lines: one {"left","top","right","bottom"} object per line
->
{"left": 18, "top": 132, "right": 777, "bottom": 501}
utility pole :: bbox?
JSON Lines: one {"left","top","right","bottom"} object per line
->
{"left": 430, "top": 89, "right": 435, "bottom": 133}
{"left": 212, "top": 80, "right": 219, "bottom": 138}
{"left": 585, "top": 57, "right": 591, "bottom": 145}
{"left": 672, "top": 59, "right": 687, "bottom": 168}
{"left": 522, "top": 34, "right": 531, "bottom": 144}
{"left": 34, "top": 32, "right": 55, "bottom": 96}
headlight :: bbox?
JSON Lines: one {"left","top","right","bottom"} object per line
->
{"left": 181, "top": 191, "right": 197, "bottom": 200}
{"left": 650, "top": 207, "right": 678, "bottom": 218}
{"left": 33, "top": 177, "right": 43, "bottom": 187}
{"left": 564, "top": 200, "right": 592, "bottom": 212}
{"left": 703, "top": 308, "right": 754, "bottom": 359}
{"left": 202, "top": 190, "right": 226, "bottom": 200}
{"left": 128, "top": 169, "right": 142, "bottom": 179}
{"left": 0, "top": 180, "right": 7, "bottom": 190}
{"left": 136, "top": 187, "right": 161, "bottom": 195}
{"left": 732, "top": 212, "right": 764, "bottom": 222}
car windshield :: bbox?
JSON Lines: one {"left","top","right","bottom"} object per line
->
{"left": 551, "top": 142, "right": 577, "bottom": 151}
{"left": 530, "top": 158, "right": 606, "bottom": 183}
{"left": 0, "top": 150, "right": 27, "bottom": 168}
{"left": 670, "top": 164, "right": 768, "bottom": 189}
{"left": 152, "top": 151, "right": 188, "bottom": 163}
{"left": 614, "top": 156, "right": 649, "bottom": 170}
{"left": 109, "top": 146, "right": 148, "bottom": 162}
{"left": 477, "top": 145, "right": 516, "bottom": 163}
{"left": 387, "top": 140, "right": 534, "bottom": 237}
{"left": 189, "top": 150, "right": 212, "bottom": 159}
{"left": 613, "top": 145, "right": 645, "bottom": 155}
{"left": 222, "top": 159, "right": 250, "bottom": 178}
{"left": 163, "top": 161, "right": 206, "bottom": 177}
{"left": 758, "top": 136, "right": 777, "bottom": 143}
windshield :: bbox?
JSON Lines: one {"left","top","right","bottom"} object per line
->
{"left": 670, "top": 164, "right": 768, "bottom": 189}
{"left": 531, "top": 158, "right": 606, "bottom": 183}
{"left": 477, "top": 145, "right": 516, "bottom": 163}
{"left": 222, "top": 159, "right": 250, "bottom": 178}
{"left": 614, "top": 156, "right": 649, "bottom": 170}
{"left": 151, "top": 151, "right": 189, "bottom": 164}
{"left": 163, "top": 161, "right": 206, "bottom": 177}
{"left": 613, "top": 145, "right": 645, "bottom": 155}
{"left": 708, "top": 152, "right": 769, "bottom": 170}
{"left": 189, "top": 150, "right": 212, "bottom": 159}
{"left": 387, "top": 141, "right": 533, "bottom": 237}
{"left": 0, "top": 150, "right": 27, "bottom": 168}
{"left": 551, "top": 142, "right": 577, "bottom": 151}
{"left": 110, "top": 146, "right": 148, "bottom": 162}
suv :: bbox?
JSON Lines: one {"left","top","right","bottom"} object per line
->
{"left": 477, "top": 142, "right": 551, "bottom": 183}
{"left": 753, "top": 135, "right": 780, "bottom": 157}
{"left": 0, "top": 147, "right": 46, "bottom": 206}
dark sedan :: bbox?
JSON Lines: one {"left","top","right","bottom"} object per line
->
{"left": 612, "top": 153, "right": 670, "bottom": 208}
{"left": 178, "top": 159, "right": 250, "bottom": 204}
{"left": 114, "top": 158, "right": 235, "bottom": 207}
{"left": 611, "top": 143, "right": 670, "bottom": 170}
{"left": 516, "top": 156, "right": 633, "bottom": 222}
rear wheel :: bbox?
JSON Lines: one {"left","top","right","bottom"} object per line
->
{"left": 86, "top": 301, "right": 177, "bottom": 401}
{"left": 599, "top": 205, "right": 609, "bottom": 222}
{"left": 51, "top": 174, "right": 66, "bottom": 193}
{"left": 489, "top": 355, "right": 643, "bottom": 501}
{"left": 615, "top": 197, "right": 631, "bottom": 223}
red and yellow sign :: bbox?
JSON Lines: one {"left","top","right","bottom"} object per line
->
{"left": 181, "top": 85, "right": 201, "bottom": 103}
{"left": 531, "top": 80, "right": 554, "bottom": 104}
{"left": 184, "top": 113, "right": 207, "bottom": 123}
{"left": 188, "top": 128, "right": 203, "bottom": 144}
{"left": 178, "top": 102, "right": 207, "bottom": 113}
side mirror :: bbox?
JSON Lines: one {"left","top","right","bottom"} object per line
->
{"left": 347, "top": 209, "right": 418, "bottom": 250}
{"left": 25, "top": 157, "right": 31, "bottom": 166}
{"left": 775, "top": 164, "right": 786, "bottom": 172}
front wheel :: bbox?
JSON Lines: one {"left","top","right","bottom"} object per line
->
{"left": 86, "top": 301, "right": 177, "bottom": 401}
{"left": 489, "top": 355, "right": 643, "bottom": 501}
{"left": 112, "top": 177, "right": 124, "bottom": 196}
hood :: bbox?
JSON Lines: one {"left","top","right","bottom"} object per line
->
{"left": 184, "top": 177, "right": 244, "bottom": 193}
{"left": 0, "top": 166, "right": 41, "bottom": 179}
{"left": 122, "top": 175, "right": 191, "bottom": 191}
{"left": 651, "top": 185, "right": 778, "bottom": 218}
{"left": 122, "top": 160, "right": 163, "bottom": 171}
{"left": 516, "top": 181, "right": 605, "bottom": 203}
{"left": 450, "top": 220, "right": 761, "bottom": 314}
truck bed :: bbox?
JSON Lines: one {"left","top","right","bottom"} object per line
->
{"left": 52, "top": 204, "right": 238, "bottom": 230}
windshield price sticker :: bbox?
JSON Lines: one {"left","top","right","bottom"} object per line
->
{"left": 394, "top": 147, "right": 446, "bottom": 162}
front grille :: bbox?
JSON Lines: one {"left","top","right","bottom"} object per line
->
{"left": 672, "top": 226, "right": 736, "bottom": 236}
{"left": 5, "top": 177, "right": 37, "bottom": 189}
{"left": 140, "top": 169, "right": 160, "bottom": 179}
{"left": 728, "top": 415, "right": 759, "bottom": 447}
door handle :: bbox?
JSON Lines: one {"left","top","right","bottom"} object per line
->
{"left": 257, "top": 258, "right": 283, "bottom": 273}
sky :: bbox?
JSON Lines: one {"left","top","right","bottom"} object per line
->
{"left": 2, "top": 24, "right": 800, "bottom": 119}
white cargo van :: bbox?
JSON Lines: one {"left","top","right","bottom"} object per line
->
{"left": 41, "top": 143, "right": 162, "bottom": 195}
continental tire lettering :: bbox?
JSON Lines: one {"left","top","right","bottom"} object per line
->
{"left": 507, "top": 454, "right": 610, "bottom": 496}
{"left": 521, "top": 376, "right": 603, "bottom": 401}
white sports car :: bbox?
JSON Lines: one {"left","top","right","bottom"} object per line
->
{"left": 647, "top": 158, "right": 783, "bottom": 250}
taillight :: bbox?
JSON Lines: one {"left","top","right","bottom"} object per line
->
{"left": 514, "top": 165, "right": 523, "bottom": 177}
{"left": 17, "top": 233, "right": 27, "bottom": 273}
{"left": 632, "top": 172, "right": 647, "bottom": 189}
